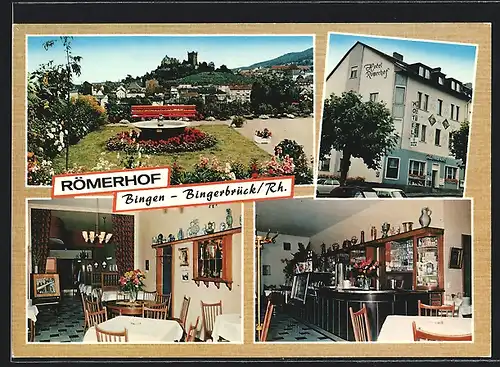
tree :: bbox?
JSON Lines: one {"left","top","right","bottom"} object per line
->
{"left": 320, "top": 91, "right": 399, "bottom": 185}
{"left": 145, "top": 79, "right": 159, "bottom": 95}
{"left": 449, "top": 121, "right": 470, "bottom": 168}
{"left": 81, "top": 81, "right": 93, "bottom": 95}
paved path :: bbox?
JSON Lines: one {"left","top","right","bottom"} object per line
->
{"left": 107, "top": 117, "right": 316, "bottom": 162}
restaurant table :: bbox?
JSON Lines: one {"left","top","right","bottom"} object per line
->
{"left": 377, "top": 315, "right": 473, "bottom": 342}
{"left": 105, "top": 300, "right": 157, "bottom": 316}
{"left": 211, "top": 314, "right": 242, "bottom": 343}
{"left": 79, "top": 285, "right": 146, "bottom": 302}
{"left": 83, "top": 315, "right": 184, "bottom": 343}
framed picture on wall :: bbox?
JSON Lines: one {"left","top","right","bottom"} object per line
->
{"left": 33, "top": 273, "right": 60, "bottom": 298}
{"left": 449, "top": 247, "right": 463, "bottom": 269}
{"left": 181, "top": 270, "right": 189, "bottom": 282}
{"left": 178, "top": 247, "right": 189, "bottom": 267}
{"left": 45, "top": 257, "right": 57, "bottom": 273}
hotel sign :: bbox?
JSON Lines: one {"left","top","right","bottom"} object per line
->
{"left": 410, "top": 101, "right": 419, "bottom": 147}
{"left": 363, "top": 62, "right": 390, "bottom": 79}
{"left": 426, "top": 154, "right": 447, "bottom": 163}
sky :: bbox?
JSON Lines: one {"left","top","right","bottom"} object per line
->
{"left": 326, "top": 33, "right": 477, "bottom": 85}
{"left": 27, "top": 35, "right": 313, "bottom": 84}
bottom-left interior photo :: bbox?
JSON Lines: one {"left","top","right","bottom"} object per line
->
{"left": 26, "top": 197, "right": 243, "bottom": 343}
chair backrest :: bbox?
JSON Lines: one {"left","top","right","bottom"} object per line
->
{"left": 349, "top": 304, "right": 372, "bottom": 342}
{"left": 116, "top": 290, "right": 129, "bottom": 301}
{"left": 156, "top": 293, "right": 172, "bottom": 311}
{"left": 142, "top": 305, "right": 169, "bottom": 320}
{"left": 179, "top": 296, "right": 191, "bottom": 329}
{"left": 418, "top": 300, "right": 455, "bottom": 317}
{"left": 186, "top": 316, "right": 200, "bottom": 342}
{"left": 201, "top": 300, "right": 223, "bottom": 341}
{"left": 259, "top": 300, "right": 274, "bottom": 342}
{"left": 91, "top": 287, "right": 103, "bottom": 305}
{"left": 95, "top": 324, "right": 128, "bottom": 342}
{"left": 141, "top": 290, "right": 157, "bottom": 301}
{"left": 86, "top": 306, "right": 108, "bottom": 327}
{"left": 412, "top": 321, "right": 472, "bottom": 341}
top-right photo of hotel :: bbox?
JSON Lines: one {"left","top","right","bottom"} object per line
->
{"left": 317, "top": 33, "right": 477, "bottom": 199}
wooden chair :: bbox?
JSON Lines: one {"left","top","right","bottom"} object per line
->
{"left": 412, "top": 321, "right": 472, "bottom": 341}
{"left": 418, "top": 300, "right": 456, "bottom": 317}
{"left": 156, "top": 293, "right": 172, "bottom": 313}
{"left": 201, "top": 300, "right": 223, "bottom": 341}
{"left": 349, "top": 304, "right": 372, "bottom": 342}
{"left": 186, "top": 316, "right": 200, "bottom": 342}
{"left": 95, "top": 324, "right": 129, "bottom": 342}
{"left": 172, "top": 295, "right": 191, "bottom": 331}
{"left": 86, "top": 306, "right": 108, "bottom": 327}
{"left": 259, "top": 300, "right": 274, "bottom": 342}
{"left": 83, "top": 299, "right": 103, "bottom": 329}
{"left": 116, "top": 290, "right": 129, "bottom": 301}
{"left": 142, "top": 305, "right": 169, "bottom": 320}
{"left": 141, "top": 290, "right": 157, "bottom": 302}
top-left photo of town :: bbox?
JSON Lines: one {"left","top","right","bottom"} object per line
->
{"left": 26, "top": 35, "right": 315, "bottom": 187}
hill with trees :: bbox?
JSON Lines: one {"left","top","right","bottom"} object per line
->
{"left": 239, "top": 47, "right": 314, "bottom": 69}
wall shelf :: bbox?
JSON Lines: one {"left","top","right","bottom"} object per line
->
{"left": 151, "top": 227, "right": 241, "bottom": 249}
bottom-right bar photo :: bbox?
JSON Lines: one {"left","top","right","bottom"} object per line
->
{"left": 254, "top": 198, "right": 473, "bottom": 343}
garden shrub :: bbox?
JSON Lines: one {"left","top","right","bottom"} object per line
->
{"left": 231, "top": 116, "right": 246, "bottom": 128}
{"left": 105, "top": 128, "right": 217, "bottom": 154}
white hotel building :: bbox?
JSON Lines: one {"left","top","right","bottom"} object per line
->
{"left": 321, "top": 42, "right": 473, "bottom": 193}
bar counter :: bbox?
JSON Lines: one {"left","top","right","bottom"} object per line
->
{"left": 289, "top": 286, "right": 443, "bottom": 341}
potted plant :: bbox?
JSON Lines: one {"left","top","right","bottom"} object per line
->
{"left": 254, "top": 128, "right": 272, "bottom": 144}
{"left": 353, "top": 258, "right": 379, "bottom": 289}
{"left": 119, "top": 269, "right": 146, "bottom": 302}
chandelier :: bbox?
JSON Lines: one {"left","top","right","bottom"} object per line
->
{"left": 82, "top": 198, "right": 113, "bottom": 245}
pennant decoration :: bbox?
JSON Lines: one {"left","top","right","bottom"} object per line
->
{"left": 442, "top": 119, "right": 450, "bottom": 130}
{"left": 428, "top": 114, "right": 437, "bottom": 126}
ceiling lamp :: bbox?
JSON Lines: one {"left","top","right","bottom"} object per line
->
{"left": 82, "top": 198, "right": 113, "bottom": 245}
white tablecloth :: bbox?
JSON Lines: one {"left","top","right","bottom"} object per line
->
{"left": 79, "top": 285, "right": 146, "bottom": 302}
{"left": 377, "top": 315, "right": 473, "bottom": 342}
{"left": 27, "top": 299, "right": 39, "bottom": 322}
{"left": 83, "top": 316, "right": 184, "bottom": 343}
{"left": 211, "top": 314, "right": 242, "bottom": 343}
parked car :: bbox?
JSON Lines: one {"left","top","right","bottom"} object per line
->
{"left": 328, "top": 186, "right": 379, "bottom": 198}
{"left": 316, "top": 178, "right": 341, "bottom": 196}
{"left": 373, "top": 188, "right": 408, "bottom": 198}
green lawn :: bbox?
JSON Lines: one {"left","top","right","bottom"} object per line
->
{"left": 52, "top": 125, "right": 272, "bottom": 173}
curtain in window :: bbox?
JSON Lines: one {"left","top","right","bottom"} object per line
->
{"left": 31, "top": 209, "right": 51, "bottom": 273}
{"left": 112, "top": 214, "right": 135, "bottom": 275}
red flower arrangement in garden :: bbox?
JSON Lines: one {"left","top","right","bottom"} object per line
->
{"left": 106, "top": 128, "right": 217, "bottom": 154}
{"left": 255, "top": 128, "right": 272, "bottom": 139}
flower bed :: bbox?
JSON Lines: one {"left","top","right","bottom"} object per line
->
{"left": 105, "top": 128, "right": 217, "bottom": 154}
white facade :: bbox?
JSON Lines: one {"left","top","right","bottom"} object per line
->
{"left": 228, "top": 87, "right": 252, "bottom": 103}
{"left": 115, "top": 86, "right": 127, "bottom": 99}
{"left": 322, "top": 42, "right": 472, "bottom": 190}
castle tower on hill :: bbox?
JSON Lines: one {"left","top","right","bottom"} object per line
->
{"left": 187, "top": 51, "right": 198, "bottom": 66}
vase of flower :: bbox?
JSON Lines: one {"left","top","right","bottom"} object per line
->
{"left": 119, "top": 269, "right": 146, "bottom": 303}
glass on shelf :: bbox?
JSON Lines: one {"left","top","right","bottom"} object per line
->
{"left": 386, "top": 239, "right": 413, "bottom": 272}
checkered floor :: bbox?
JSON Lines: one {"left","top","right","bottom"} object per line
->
{"left": 33, "top": 295, "right": 85, "bottom": 343}
{"left": 265, "top": 313, "right": 335, "bottom": 342}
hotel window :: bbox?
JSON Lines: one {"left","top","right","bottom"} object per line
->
{"left": 450, "top": 104, "right": 455, "bottom": 119}
{"left": 437, "top": 99, "right": 443, "bottom": 115}
{"left": 421, "top": 125, "right": 427, "bottom": 142}
{"left": 393, "top": 86, "right": 405, "bottom": 118}
{"left": 451, "top": 80, "right": 456, "bottom": 90}
{"left": 409, "top": 160, "right": 425, "bottom": 177}
{"left": 438, "top": 77, "right": 444, "bottom": 85}
{"left": 418, "top": 66, "right": 424, "bottom": 77}
{"left": 445, "top": 166, "right": 458, "bottom": 180}
{"left": 414, "top": 123, "right": 420, "bottom": 138}
{"left": 423, "top": 94, "right": 429, "bottom": 111}
{"left": 350, "top": 66, "right": 358, "bottom": 79}
{"left": 455, "top": 106, "right": 460, "bottom": 121}
{"left": 435, "top": 128, "right": 441, "bottom": 146}
{"left": 370, "top": 93, "right": 379, "bottom": 102}
{"left": 424, "top": 69, "right": 430, "bottom": 79}
{"left": 418, "top": 92, "right": 423, "bottom": 109}
{"left": 456, "top": 83, "right": 461, "bottom": 92}
{"left": 385, "top": 157, "right": 400, "bottom": 179}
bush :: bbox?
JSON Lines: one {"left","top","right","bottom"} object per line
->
{"left": 273, "top": 139, "right": 313, "bottom": 185}
{"left": 231, "top": 116, "right": 246, "bottom": 128}
{"left": 68, "top": 95, "right": 108, "bottom": 144}
{"left": 105, "top": 128, "right": 217, "bottom": 154}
